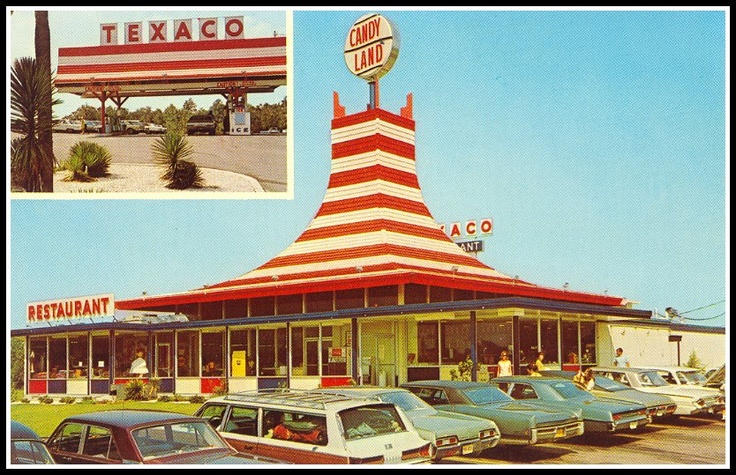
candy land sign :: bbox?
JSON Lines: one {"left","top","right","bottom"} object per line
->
{"left": 344, "top": 13, "right": 400, "bottom": 81}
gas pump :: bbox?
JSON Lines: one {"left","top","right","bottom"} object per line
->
{"left": 227, "top": 93, "right": 251, "bottom": 136}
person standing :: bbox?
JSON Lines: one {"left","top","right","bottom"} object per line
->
{"left": 534, "top": 351, "right": 546, "bottom": 371}
{"left": 129, "top": 348, "right": 149, "bottom": 377}
{"left": 613, "top": 347, "right": 631, "bottom": 367}
{"left": 496, "top": 351, "right": 513, "bottom": 377}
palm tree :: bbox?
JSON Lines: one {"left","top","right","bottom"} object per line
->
{"left": 10, "top": 56, "right": 56, "bottom": 192}
{"left": 35, "top": 10, "right": 55, "bottom": 191}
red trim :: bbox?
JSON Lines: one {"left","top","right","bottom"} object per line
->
{"left": 328, "top": 165, "right": 419, "bottom": 189}
{"left": 58, "top": 36, "right": 286, "bottom": 57}
{"left": 316, "top": 194, "right": 432, "bottom": 218}
{"left": 201, "top": 378, "right": 225, "bottom": 394}
{"left": 57, "top": 55, "right": 286, "bottom": 75}
{"left": 331, "top": 108, "right": 415, "bottom": 131}
{"left": 28, "top": 379, "right": 47, "bottom": 394}
{"left": 296, "top": 219, "right": 453, "bottom": 243}
{"left": 54, "top": 70, "right": 287, "bottom": 86}
{"left": 332, "top": 134, "right": 414, "bottom": 160}
{"left": 320, "top": 377, "right": 354, "bottom": 387}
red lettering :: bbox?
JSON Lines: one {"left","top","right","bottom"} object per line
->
{"left": 466, "top": 221, "right": 477, "bottom": 235}
{"left": 74, "top": 300, "right": 82, "bottom": 316}
{"left": 450, "top": 223, "right": 462, "bottom": 237}
{"left": 200, "top": 19, "right": 217, "bottom": 39}
{"left": 480, "top": 219, "right": 493, "bottom": 234}
{"left": 101, "top": 24, "right": 116, "bottom": 44}
{"left": 65, "top": 301, "right": 73, "bottom": 316}
{"left": 43, "top": 304, "right": 51, "bottom": 320}
{"left": 27, "top": 305, "right": 35, "bottom": 322}
{"left": 225, "top": 17, "right": 243, "bottom": 38}
{"left": 92, "top": 299, "right": 100, "bottom": 315}
{"left": 126, "top": 23, "right": 140, "bottom": 42}
{"left": 174, "top": 20, "right": 192, "bottom": 41}
{"left": 150, "top": 21, "right": 166, "bottom": 42}
{"left": 82, "top": 299, "right": 92, "bottom": 316}
{"left": 101, "top": 297, "right": 110, "bottom": 315}
{"left": 49, "top": 303, "right": 58, "bottom": 319}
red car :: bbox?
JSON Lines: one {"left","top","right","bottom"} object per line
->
{"left": 44, "top": 409, "right": 278, "bottom": 464}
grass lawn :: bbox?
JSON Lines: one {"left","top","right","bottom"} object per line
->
{"left": 10, "top": 401, "right": 202, "bottom": 438}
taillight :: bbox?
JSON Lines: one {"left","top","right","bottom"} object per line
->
{"left": 435, "top": 436, "right": 458, "bottom": 447}
{"left": 613, "top": 413, "right": 622, "bottom": 421}
{"left": 479, "top": 429, "right": 495, "bottom": 439}
{"left": 349, "top": 455, "right": 385, "bottom": 464}
{"left": 402, "top": 443, "right": 431, "bottom": 460}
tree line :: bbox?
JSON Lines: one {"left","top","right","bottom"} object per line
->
{"left": 65, "top": 97, "right": 287, "bottom": 135}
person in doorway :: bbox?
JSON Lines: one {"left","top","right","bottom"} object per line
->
{"left": 613, "top": 347, "right": 631, "bottom": 367}
{"left": 534, "top": 351, "right": 546, "bottom": 371}
{"left": 496, "top": 351, "right": 513, "bottom": 377}
{"left": 129, "top": 348, "right": 149, "bottom": 377}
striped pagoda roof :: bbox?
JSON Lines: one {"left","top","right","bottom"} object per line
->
{"left": 117, "top": 92, "right": 626, "bottom": 310}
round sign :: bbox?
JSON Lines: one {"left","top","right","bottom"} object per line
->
{"left": 344, "top": 13, "right": 400, "bottom": 81}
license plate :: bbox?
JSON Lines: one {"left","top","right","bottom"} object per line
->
{"left": 629, "top": 421, "right": 638, "bottom": 430}
{"left": 656, "top": 409, "right": 664, "bottom": 417}
{"left": 462, "top": 444, "right": 474, "bottom": 455}
{"left": 555, "top": 428, "right": 566, "bottom": 438}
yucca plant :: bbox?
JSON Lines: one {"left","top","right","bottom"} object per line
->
{"left": 59, "top": 141, "right": 112, "bottom": 182}
{"left": 152, "top": 131, "right": 204, "bottom": 189}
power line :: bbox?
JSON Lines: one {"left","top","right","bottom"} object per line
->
{"left": 679, "top": 300, "right": 726, "bottom": 315}
{"left": 682, "top": 312, "right": 725, "bottom": 322}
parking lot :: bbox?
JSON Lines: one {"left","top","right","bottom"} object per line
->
{"left": 439, "top": 414, "right": 726, "bottom": 465}
{"left": 51, "top": 132, "right": 288, "bottom": 193}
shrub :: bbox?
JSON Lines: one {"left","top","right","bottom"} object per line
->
{"left": 152, "top": 132, "right": 204, "bottom": 189}
{"left": 38, "top": 395, "right": 54, "bottom": 404}
{"left": 60, "top": 396, "right": 76, "bottom": 404}
{"left": 189, "top": 395, "right": 206, "bottom": 404}
{"left": 11, "top": 388, "right": 25, "bottom": 402}
{"left": 59, "top": 141, "right": 112, "bottom": 181}
{"left": 158, "top": 394, "right": 172, "bottom": 402}
{"left": 124, "top": 379, "right": 148, "bottom": 401}
{"left": 450, "top": 356, "right": 475, "bottom": 381}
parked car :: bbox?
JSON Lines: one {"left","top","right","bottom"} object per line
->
{"left": 313, "top": 385, "right": 501, "bottom": 461}
{"left": 401, "top": 380, "right": 585, "bottom": 445}
{"left": 52, "top": 119, "right": 83, "bottom": 133}
{"left": 591, "top": 366, "right": 726, "bottom": 417}
{"left": 144, "top": 122, "right": 167, "bottom": 134}
{"left": 85, "top": 120, "right": 102, "bottom": 133}
{"left": 493, "top": 376, "right": 650, "bottom": 435}
{"left": 703, "top": 364, "right": 725, "bottom": 390}
{"left": 187, "top": 114, "right": 216, "bottom": 135}
{"left": 638, "top": 365, "right": 709, "bottom": 387}
{"left": 195, "top": 389, "right": 432, "bottom": 464}
{"left": 10, "top": 420, "right": 55, "bottom": 465}
{"left": 539, "top": 370, "right": 678, "bottom": 422}
{"left": 44, "top": 409, "right": 274, "bottom": 464}
{"left": 120, "top": 120, "right": 145, "bottom": 134}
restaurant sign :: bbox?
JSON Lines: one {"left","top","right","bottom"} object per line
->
{"left": 344, "top": 13, "right": 400, "bottom": 81}
{"left": 27, "top": 294, "right": 114, "bottom": 323}
{"left": 100, "top": 17, "right": 245, "bottom": 45}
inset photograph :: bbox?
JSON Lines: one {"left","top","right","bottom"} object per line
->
{"left": 9, "top": 9, "right": 290, "bottom": 196}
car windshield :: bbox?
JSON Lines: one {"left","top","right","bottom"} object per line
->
{"left": 463, "top": 386, "right": 515, "bottom": 405}
{"left": 11, "top": 440, "right": 55, "bottom": 464}
{"left": 132, "top": 421, "right": 228, "bottom": 460}
{"left": 380, "top": 391, "right": 435, "bottom": 413}
{"left": 679, "top": 371, "right": 707, "bottom": 385}
{"left": 548, "top": 380, "right": 594, "bottom": 400}
{"left": 635, "top": 371, "right": 670, "bottom": 387}
{"left": 339, "top": 404, "right": 407, "bottom": 440}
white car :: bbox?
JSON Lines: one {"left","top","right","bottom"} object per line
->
{"left": 592, "top": 366, "right": 725, "bottom": 417}
{"left": 52, "top": 119, "right": 83, "bottom": 133}
{"left": 195, "top": 389, "right": 431, "bottom": 465}
{"left": 638, "top": 365, "right": 708, "bottom": 387}
{"left": 144, "top": 123, "right": 167, "bottom": 134}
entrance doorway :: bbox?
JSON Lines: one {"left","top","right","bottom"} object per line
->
{"left": 360, "top": 322, "right": 397, "bottom": 387}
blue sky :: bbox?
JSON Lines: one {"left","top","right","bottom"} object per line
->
{"left": 8, "top": 7, "right": 728, "bottom": 330}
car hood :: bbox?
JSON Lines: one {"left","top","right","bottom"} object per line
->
{"left": 409, "top": 410, "right": 495, "bottom": 439}
{"left": 154, "top": 449, "right": 273, "bottom": 465}
{"left": 638, "top": 385, "right": 722, "bottom": 399}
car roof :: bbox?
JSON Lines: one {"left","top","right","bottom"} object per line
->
{"left": 211, "top": 389, "right": 390, "bottom": 412}
{"left": 402, "top": 380, "right": 491, "bottom": 389}
{"left": 11, "top": 420, "right": 43, "bottom": 441}
{"left": 314, "top": 385, "right": 410, "bottom": 398}
{"left": 61, "top": 410, "right": 203, "bottom": 428}
{"left": 632, "top": 366, "right": 703, "bottom": 372}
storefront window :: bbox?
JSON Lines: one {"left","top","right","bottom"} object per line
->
{"left": 177, "top": 330, "right": 199, "bottom": 377}
{"left": 416, "top": 321, "right": 439, "bottom": 364}
{"left": 91, "top": 335, "right": 110, "bottom": 379}
{"left": 478, "top": 320, "right": 512, "bottom": 365}
{"left": 68, "top": 334, "right": 88, "bottom": 379}
{"left": 441, "top": 321, "right": 469, "bottom": 364}
{"left": 155, "top": 332, "right": 173, "bottom": 378}
{"left": 49, "top": 337, "right": 67, "bottom": 379}
{"left": 580, "top": 322, "right": 596, "bottom": 365}
{"left": 518, "top": 318, "right": 539, "bottom": 366}
{"left": 29, "top": 338, "right": 47, "bottom": 379}
{"left": 230, "top": 329, "right": 256, "bottom": 377}
{"left": 115, "top": 333, "right": 149, "bottom": 378}
{"left": 540, "top": 318, "right": 559, "bottom": 365}
{"left": 258, "top": 328, "right": 287, "bottom": 376}
{"left": 562, "top": 321, "right": 580, "bottom": 367}
{"left": 202, "top": 331, "right": 225, "bottom": 376}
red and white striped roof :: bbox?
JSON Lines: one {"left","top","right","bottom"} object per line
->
{"left": 56, "top": 36, "right": 286, "bottom": 95}
{"left": 118, "top": 92, "right": 626, "bottom": 310}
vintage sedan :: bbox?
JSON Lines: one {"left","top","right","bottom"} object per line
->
{"left": 493, "top": 376, "right": 650, "bottom": 435}
{"left": 401, "top": 380, "right": 585, "bottom": 445}
{"left": 591, "top": 366, "right": 726, "bottom": 417}
{"left": 44, "top": 409, "right": 274, "bottom": 464}
{"left": 196, "top": 389, "right": 431, "bottom": 464}
{"left": 313, "top": 386, "right": 501, "bottom": 461}
{"left": 638, "top": 365, "right": 709, "bottom": 387}
{"left": 10, "top": 420, "right": 55, "bottom": 465}
{"left": 540, "top": 370, "right": 678, "bottom": 422}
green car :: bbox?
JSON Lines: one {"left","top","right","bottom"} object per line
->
{"left": 314, "top": 386, "right": 500, "bottom": 461}
{"left": 494, "top": 376, "right": 650, "bottom": 434}
{"left": 401, "top": 380, "right": 585, "bottom": 446}
{"left": 540, "top": 370, "right": 678, "bottom": 422}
